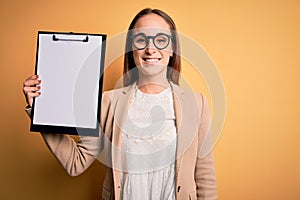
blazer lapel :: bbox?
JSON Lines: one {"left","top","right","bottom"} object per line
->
{"left": 170, "top": 82, "right": 185, "bottom": 185}
{"left": 113, "top": 82, "right": 136, "bottom": 148}
{"left": 171, "top": 82, "right": 200, "bottom": 190}
{"left": 111, "top": 82, "right": 136, "bottom": 200}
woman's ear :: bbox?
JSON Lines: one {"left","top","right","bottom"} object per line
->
{"left": 169, "top": 47, "right": 173, "bottom": 57}
{"left": 169, "top": 43, "right": 175, "bottom": 57}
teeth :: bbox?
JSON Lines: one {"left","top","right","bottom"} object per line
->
{"left": 144, "top": 58, "right": 159, "bottom": 62}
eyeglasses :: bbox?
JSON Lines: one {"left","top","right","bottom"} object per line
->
{"left": 131, "top": 33, "right": 172, "bottom": 50}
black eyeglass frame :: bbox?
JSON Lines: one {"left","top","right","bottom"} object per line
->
{"left": 131, "top": 32, "right": 173, "bottom": 50}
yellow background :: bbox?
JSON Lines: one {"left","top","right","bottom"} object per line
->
{"left": 1, "top": 0, "right": 300, "bottom": 199}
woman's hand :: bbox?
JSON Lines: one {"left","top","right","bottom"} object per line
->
{"left": 23, "top": 75, "right": 41, "bottom": 107}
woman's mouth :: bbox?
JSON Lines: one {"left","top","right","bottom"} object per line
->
{"left": 142, "top": 58, "right": 162, "bottom": 63}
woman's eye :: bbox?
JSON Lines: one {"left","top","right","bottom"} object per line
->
{"left": 135, "top": 38, "right": 147, "bottom": 43}
{"left": 157, "top": 39, "right": 167, "bottom": 43}
{"left": 136, "top": 38, "right": 146, "bottom": 43}
{"left": 156, "top": 38, "right": 167, "bottom": 44}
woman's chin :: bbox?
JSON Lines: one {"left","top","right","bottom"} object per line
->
{"left": 138, "top": 64, "right": 167, "bottom": 77}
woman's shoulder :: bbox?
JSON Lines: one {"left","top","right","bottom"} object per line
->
{"left": 102, "top": 84, "right": 133, "bottom": 102}
{"left": 171, "top": 83, "right": 207, "bottom": 102}
{"left": 103, "top": 84, "right": 132, "bottom": 95}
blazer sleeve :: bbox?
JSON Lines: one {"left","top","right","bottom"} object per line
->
{"left": 40, "top": 133, "right": 100, "bottom": 176}
{"left": 25, "top": 91, "right": 111, "bottom": 176}
{"left": 195, "top": 94, "right": 218, "bottom": 200}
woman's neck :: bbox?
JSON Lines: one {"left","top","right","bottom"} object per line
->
{"left": 137, "top": 72, "right": 169, "bottom": 94}
{"left": 137, "top": 82, "right": 169, "bottom": 94}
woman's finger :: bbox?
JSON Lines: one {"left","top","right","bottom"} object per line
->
{"left": 23, "top": 79, "right": 41, "bottom": 87}
{"left": 23, "top": 86, "right": 41, "bottom": 94}
{"left": 27, "top": 91, "right": 41, "bottom": 98}
{"left": 25, "top": 74, "right": 39, "bottom": 81}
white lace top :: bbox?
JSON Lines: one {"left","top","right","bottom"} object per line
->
{"left": 120, "top": 85, "right": 177, "bottom": 200}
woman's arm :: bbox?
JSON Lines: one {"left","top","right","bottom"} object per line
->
{"left": 41, "top": 133, "right": 100, "bottom": 176}
{"left": 23, "top": 75, "right": 102, "bottom": 176}
{"left": 195, "top": 94, "right": 217, "bottom": 200}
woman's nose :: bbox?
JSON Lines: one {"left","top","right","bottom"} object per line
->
{"left": 145, "top": 39, "right": 157, "bottom": 53}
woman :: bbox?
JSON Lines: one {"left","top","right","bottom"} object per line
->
{"left": 23, "top": 8, "right": 217, "bottom": 200}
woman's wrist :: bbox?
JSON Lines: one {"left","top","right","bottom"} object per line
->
{"left": 25, "top": 105, "right": 32, "bottom": 117}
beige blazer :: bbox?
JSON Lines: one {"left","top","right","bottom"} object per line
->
{"left": 38, "top": 82, "right": 217, "bottom": 200}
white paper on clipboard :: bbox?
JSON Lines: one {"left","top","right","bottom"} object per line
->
{"left": 32, "top": 32, "right": 105, "bottom": 133}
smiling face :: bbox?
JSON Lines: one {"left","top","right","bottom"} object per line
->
{"left": 132, "top": 14, "right": 173, "bottom": 78}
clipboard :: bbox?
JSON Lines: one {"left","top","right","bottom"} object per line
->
{"left": 30, "top": 31, "right": 106, "bottom": 136}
